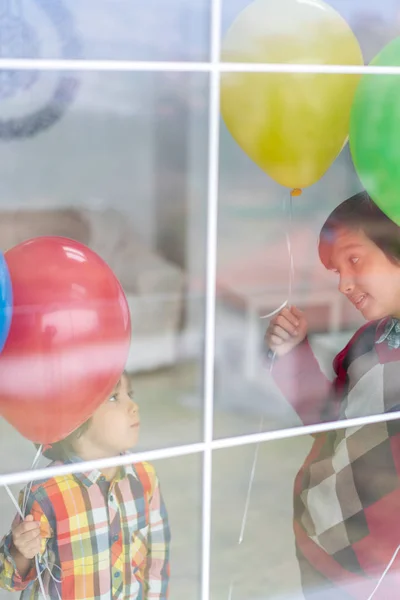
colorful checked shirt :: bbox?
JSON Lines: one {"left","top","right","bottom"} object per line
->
{"left": 269, "top": 317, "right": 400, "bottom": 599}
{"left": 0, "top": 458, "right": 170, "bottom": 599}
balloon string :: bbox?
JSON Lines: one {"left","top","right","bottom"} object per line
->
{"left": 260, "top": 190, "right": 294, "bottom": 319}
{"left": 4, "top": 447, "right": 62, "bottom": 600}
{"left": 227, "top": 189, "right": 296, "bottom": 599}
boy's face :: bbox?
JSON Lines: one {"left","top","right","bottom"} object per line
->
{"left": 319, "top": 227, "right": 400, "bottom": 321}
{"left": 76, "top": 374, "right": 140, "bottom": 459}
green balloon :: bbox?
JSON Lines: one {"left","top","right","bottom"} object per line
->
{"left": 350, "top": 37, "right": 400, "bottom": 225}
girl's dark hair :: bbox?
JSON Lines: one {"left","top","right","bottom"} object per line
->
{"left": 320, "top": 190, "right": 400, "bottom": 263}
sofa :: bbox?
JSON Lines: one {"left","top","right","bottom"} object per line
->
{"left": 0, "top": 207, "right": 185, "bottom": 373}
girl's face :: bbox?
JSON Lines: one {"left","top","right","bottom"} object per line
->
{"left": 319, "top": 227, "right": 400, "bottom": 321}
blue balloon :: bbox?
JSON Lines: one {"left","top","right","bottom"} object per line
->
{"left": 0, "top": 252, "right": 12, "bottom": 353}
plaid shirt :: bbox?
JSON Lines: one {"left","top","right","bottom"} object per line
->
{"left": 376, "top": 317, "right": 400, "bottom": 349}
{"left": 270, "top": 318, "right": 400, "bottom": 599}
{"left": 0, "top": 458, "right": 170, "bottom": 600}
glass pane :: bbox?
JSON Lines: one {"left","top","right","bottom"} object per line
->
{"left": 216, "top": 9, "right": 400, "bottom": 591}
{"left": 0, "top": 0, "right": 210, "bottom": 62}
{"left": 0, "top": 69, "right": 209, "bottom": 466}
{"left": 214, "top": 142, "right": 366, "bottom": 438}
{"left": 212, "top": 439, "right": 312, "bottom": 599}
{"left": 215, "top": 9, "right": 400, "bottom": 438}
{"left": 221, "top": 0, "right": 400, "bottom": 64}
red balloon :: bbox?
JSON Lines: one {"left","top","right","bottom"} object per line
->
{"left": 0, "top": 237, "right": 131, "bottom": 444}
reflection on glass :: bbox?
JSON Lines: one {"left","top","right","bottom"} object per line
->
{"left": 212, "top": 441, "right": 311, "bottom": 599}
{"left": 0, "top": 70, "right": 208, "bottom": 460}
{"left": 222, "top": 0, "right": 400, "bottom": 64}
{"left": 0, "top": 0, "right": 210, "bottom": 62}
{"left": 216, "top": 5, "right": 400, "bottom": 598}
{"left": 263, "top": 191, "right": 400, "bottom": 598}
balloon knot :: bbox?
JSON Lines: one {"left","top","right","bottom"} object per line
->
{"left": 291, "top": 188, "right": 302, "bottom": 197}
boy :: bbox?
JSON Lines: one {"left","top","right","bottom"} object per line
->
{"left": 0, "top": 373, "right": 170, "bottom": 599}
{"left": 266, "top": 192, "right": 400, "bottom": 599}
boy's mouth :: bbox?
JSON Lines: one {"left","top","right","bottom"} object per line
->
{"left": 352, "top": 293, "right": 368, "bottom": 310}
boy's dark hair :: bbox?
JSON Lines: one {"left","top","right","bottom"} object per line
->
{"left": 35, "top": 419, "right": 91, "bottom": 462}
{"left": 320, "top": 190, "right": 400, "bottom": 263}
{"left": 34, "top": 370, "right": 129, "bottom": 462}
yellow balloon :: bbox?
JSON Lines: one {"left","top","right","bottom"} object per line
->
{"left": 221, "top": 0, "right": 364, "bottom": 189}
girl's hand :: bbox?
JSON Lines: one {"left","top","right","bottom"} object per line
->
{"left": 265, "top": 306, "right": 308, "bottom": 357}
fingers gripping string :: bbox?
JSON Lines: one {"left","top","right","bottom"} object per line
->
{"left": 228, "top": 190, "right": 297, "bottom": 598}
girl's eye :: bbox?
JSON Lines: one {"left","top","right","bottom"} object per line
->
{"left": 109, "top": 395, "right": 118, "bottom": 403}
{"left": 128, "top": 391, "right": 135, "bottom": 401}
{"left": 350, "top": 257, "right": 359, "bottom": 265}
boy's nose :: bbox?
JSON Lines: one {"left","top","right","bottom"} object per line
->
{"left": 339, "top": 275, "right": 355, "bottom": 295}
{"left": 129, "top": 400, "right": 139, "bottom": 413}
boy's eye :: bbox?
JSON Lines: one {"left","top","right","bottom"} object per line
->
{"left": 128, "top": 391, "right": 135, "bottom": 401}
{"left": 109, "top": 395, "right": 118, "bottom": 403}
{"left": 350, "top": 257, "right": 359, "bottom": 265}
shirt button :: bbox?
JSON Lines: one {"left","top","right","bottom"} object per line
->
{"left": 109, "top": 495, "right": 114, "bottom": 502}
{"left": 114, "top": 572, "right": 120, "bottom": 578}
{"left": 112, "top": 534, "right": 119, "bottom": 542}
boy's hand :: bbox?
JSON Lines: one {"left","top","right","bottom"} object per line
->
{"left": 265, "top": 306, "right": 308, "bottom": 357}
{"left": 11, "top": 515, "right": 41, "bottom": 560}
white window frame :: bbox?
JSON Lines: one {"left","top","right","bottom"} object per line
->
{"left": 2, "top": 2, "right": 400, "bottom": 599}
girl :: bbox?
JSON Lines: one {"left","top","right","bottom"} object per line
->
{"left": 0, "top": 373, "right": 170, "bottom": 599}
{"left": 266, "top": 191, "right": 400, "bottom": 599}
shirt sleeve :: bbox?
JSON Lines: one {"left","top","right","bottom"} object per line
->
{"left": 0, "top": 488, "right": 54, "bottom": 592}
{"left": 144, "top": 471, "right": 171, "bottom": 599}
{"left": 268, "top": 338, "right": 334, "bottom": 426}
